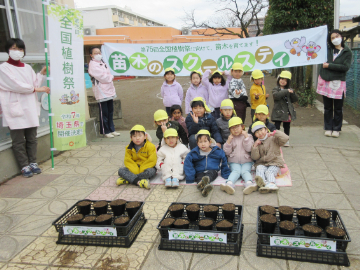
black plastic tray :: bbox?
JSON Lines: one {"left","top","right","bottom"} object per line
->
{"left": 256, "top": 239, "right": 350, "bottom": 267}
{"left": 52, "top": 200, "right": 144, "bottom": 236}
{"left": 159, "top": 224, "right": 244, "bottom": 255}
{"left": 256, "top": 206, "right": 351, "bottom": 252}
{"left": 157, "top": 203, "right": 243, "bottom": 242}
{"left": 56, "top": 213, "right": 146, "bottom": 247}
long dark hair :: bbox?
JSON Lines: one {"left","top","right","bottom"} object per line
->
{"left": 328, "top": 29, "right": 345, "bottom": 49}
{"left": 209, "top": 72, "right": 226, "bottom": 86}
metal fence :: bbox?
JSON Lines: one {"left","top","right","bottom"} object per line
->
{"left": 345, "top": 48, "right": 360, "bottom": 111}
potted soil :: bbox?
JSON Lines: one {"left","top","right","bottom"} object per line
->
{"left": 260, "top": 205, "right": 276, "bottom": 216}
{"left": 297, "top": 208, "right": 313, "bottom": 226}
{"left": 315, "top": 209, "right": 331, "bottom": 229}
{"left": 173, "top": 218, "right": 190, "bottom": 229}
{"left": 198, "top": 218, "right": 214, "bottom": 230}
{"left": 204, "top": 205, "right": 219, "bottom": 220}
{"left": 95, "top": 214, "right": 112, "bottom": 225}
{"left": 114, "top": 216, "right": 130, "bottom": 227}
{"left": 302, "top": 224, "right": 323, "bottom": 237}
{"left": 279, "top": 220, "right": 296, "bottom": 235}
{"left": 169, "top": 204, "right": 184, "bottom": 218}
{"left": 80, "top": 215, "right": 96, "bottom": 225}
{"left": 278, "top": 206, "right": 294, "bottom": 221}
{"left": 326, "top": 226, "right": 346, "bottom": 239}
{"left": 222, "top": 203, "right": 236, "bottom": 221}
{"left": 260, "top": 214, "right": 277, "bottom": 233}
{"left": 110, "top": 199, "right": 127, "bottom": 216}
{"left": 93, "top": 201, "right": 108, "bottom": 215}
{"left": 76, "top": 200, "right": 92, "bottom": 215}
{"left": 67, "top": 214, "right": 84, "bottom": 224}
{"left": 215, "top": 219, "right": 233, "bottom": 232}
{"left": 160, "top": 218, "right": 175, "bottom": 229}
{"left": 185, "top": 204, "right": 200, "bottom": 221}
{"left": 126, "top": 201, "right": 142, "bottom": 218}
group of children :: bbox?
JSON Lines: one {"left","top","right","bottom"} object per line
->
{"left": 116, "top": 66, "right": 297, "bottom": 197}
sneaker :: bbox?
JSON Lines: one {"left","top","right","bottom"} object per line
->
{"left": 138, "top": 179, "right": 150, "bottom": 189}
{"left": 324, "top": 130, "right": 332, "bottom": 137}
{"left": 111, "top": 131, "right": 121, "bottom": 136}
{"left": 255, "top": 176, "right": 266, "bottom": 188}
{"left": 259, "top": 182, "right": 279, "bottom": 194}
{"left": 284, "top": 140, "right": 290, "bottom": 147}
{"left": 21, "top": 166, "right": 33, "bottom": 178}
{"left": 29, "top": 163, "right": 42, "bottom": 174}
{"left": 197, "top": 176, "right": 210, "bottom": 190}
{"left": 165, "top": 177, "right": 172, "bottom": 187}
{"left": 220, "top": 181, "right": 235, "bottom": 195}
{"left": 201, "top": 184, "right": 213, "bottom": 197}
{"left": 104, "top": 133, "right": 114, "bottom": 138}
{"left": 172, "top": 178, "right": 179, "bottom": 187}
{"left": 243, "top": 181, "right": 258, "bottom": 195}
{"left": 332, "top": 131, "right": 340, "bottom": 138}
{"left": 116, "top": 177, "right": 129, "bottom": 186}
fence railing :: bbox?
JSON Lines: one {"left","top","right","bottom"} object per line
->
{"left": 345, "top": 48, "right": 360, "bottom": 111}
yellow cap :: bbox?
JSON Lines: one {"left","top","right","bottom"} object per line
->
{"left": 212, "top": 70, "right": 222, "bottom": 75}
{"left": 154, "top": 109, "right": 168, "bottom": 121}
{"left": 164, "top": 128, "right": 178, "bottom": 138}
{"left": 164, "top": 67, "right": 175, "bottom": 74}
{"left": 195, "top": 129, "right": 211, "bottom": 139}
{"left": 220, "top": 99, "right": 237, "bottom": 116}
{"left": 130, "top": 124, "right": 146, "bottom": 132}
{"left": 229, "top": 117, "right": 243, "bottom": 128}
{"left": 190, "top": 97, "right": 211, "bottom": 113}
{"left": 192, "top": 70, "right": 202, "bottom": 76}
{"left": 253, "top": 105, "right": 269, "bottom": 121}
{"left": 251, "top": 69, "right": 264, "bottom": 80}
{"left": 232, "top": 62, "right": 243, "bottom": 71}
{"left": 279, "top": 70, "right": 292, "bottom": 80}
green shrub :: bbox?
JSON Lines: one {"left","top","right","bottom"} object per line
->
{"left": 296, "top": 88, "right": 317, "bottom": 107}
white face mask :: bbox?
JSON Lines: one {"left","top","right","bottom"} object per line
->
{"left": 331, "top": 37, "right": 342, "bottom": 46}
{"left": 94, "top": 54, "right": 102, "bottom": 61}
{"left": 9, "top": 50, "right": 24, "bottom": 61}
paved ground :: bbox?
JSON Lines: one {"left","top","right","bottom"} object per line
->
{"left": 1, "top": 124, "right": 360, "bottom": 269}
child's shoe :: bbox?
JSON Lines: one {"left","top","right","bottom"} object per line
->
{"left": 138, "top": 179, "right": 151, "bottom": 189}
{"left": 165, "top": 178, "right": 172, "bottom": 187}
{"left": 201, "top": 184, "right": 213, "bottom": 197}
{"left": 259, "top": 182, "right": 279, "bottom": 194}
{"left": 29, "top": 163, "right": 42, "bottom": 174}
{"left": 284, "top": 140, "right": 290, "bottom": 147}
{"left": 197, "top": 176, "right": 210, "bottom": 190}
{"left": 220, "top": 181, "right": 235, "bottom": 195}
{"left": 116, "top": 177, "right": 129, "bottom": 186}
{"left": 243, "top": 181, "right": 258, "bottom": 195}
{"left": 21, "top": 166, "right": 33, "bottom": 178}
{"left": 172, "top": 178, "right": 179, "bottom": 187}
{"left": 255, "top": 176, "right": 266, "bottom": 188}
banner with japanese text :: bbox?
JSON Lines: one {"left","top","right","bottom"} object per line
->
{"left": 102, "top": 26, "right": 327, "bottom": 76}
{"left": 48, "top": 4, "right": 86, "bottom": 150}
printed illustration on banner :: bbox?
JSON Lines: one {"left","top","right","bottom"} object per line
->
{"left": 163, "top": 55, "right": 183, "bottom": 74}
{"left": 301, "top": 41, "right": 321, "bottom": 61}
{"left": 183, "top": 53, "right": 202, "bottom": 71}
{"left": 217, "top": 55, "right": 233, "bottom": 70}
{"left": 147, "top": 60, "right": 163, "bottom": 75}
{"left": 109, "top": 51, "right": 130, "bottom": 73}
{"left": 201, "top": 59, "right": 218, "bottom": 73}
{"left": 234, "top": 52, "right": 255, "bottom": 71}
{"left": 284, "top": 37, "right": 307, "bottom": 56}
{"left": 130, "top": 52, "right": 148, "bottom": 70}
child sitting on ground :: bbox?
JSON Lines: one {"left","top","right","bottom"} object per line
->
{"left": 156, "top": 128, "right": 190, "bottom": 188}
{"left": 216, "top": 99, "right": 236, "bottom": 143}
{"left": 116, "top": 125, "right": 156, "bottom": 189}
{"left": 185, "top": 70, "right": 209, "bottom": 114}
{"left": 222, "top": 117, "right": 255, "bottom": 195}
{"left": 161, "top": 67, "right": 183, "bottom": 116}
{"left": 170, "top": 104, "right": 188, "bottom": 137}
{"left": 185, "top": 97, "right": 223, "bottom": 149}
{"left": 251, "top": 121, "right": 289, "bottom": 193}
{"left": 250, "top": 70, "right": 269, "bottom": 122}
{"left": 248, "top": 105, "right": 276, "bottom": 141}
{"left": 184, "top": 130, "right": 231, "bottom": 197}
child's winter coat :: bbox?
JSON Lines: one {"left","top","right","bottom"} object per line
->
{"left": 156, "top": 121, "right": 189, "bottom": 146}
{"left": 202, "top": 70, "right": 232, "bottom": 109}
{"left": 223, "top": 134, "right": 254, "bottom": 164}
{"left": 271, "top": 87, "right": 298, "bottom": 122}
{"left": 248, "top": 119, "right": 277, "bottom": 141}
{"left": 171, "top": 116, "right": 189, "bottom": 136}
{"left": 185, "top": 84, "right": 209, "bottom": 114}
{"left": 160, "top": 80, "right": 183, "bottom": 107}
{"left": 216, "top": 115, "right": 234, "bottom": 142}
{"left": 250, "top": 83, "right": 267, "bottom": 109}
{"left": 185, "top": 112, "right": 223, "bottom": 143}
{"left": 124, "top": 140, "right": 157, "bottom": 175}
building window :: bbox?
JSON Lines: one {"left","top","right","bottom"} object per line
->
{"left": 0, "top": 7, "right": 11, "bottom": 52}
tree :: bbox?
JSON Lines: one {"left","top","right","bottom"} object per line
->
{"left": 183, "top": 0, "right": 268, "bottom": 38}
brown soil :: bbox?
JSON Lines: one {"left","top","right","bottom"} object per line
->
{"left": 204, "top": 205, "right": 219, "bottom": 212}
{"left": 169, "top": 204, "right": 184, "bottom": 211}
{"left": 303, "top": 224, "right": 322, "bottom": 233}
{"left": 77, "top": 200, "right": 92, "bottom": 207}
{"left": 260, "top": 214, "right": 277, "bottom": 223}
{"left": 222, "top": 203, "right": 235, "bottom": 211}
{"left": 81, "top": 216, "right": 96, "bottom": 223}
{"left": 186, "top": 204, "right": 200, "bottom": 211}
{"left": 160, "top": 218, "right": 175, "bottom": 227}
{"left": 315, "top": 209, "right": 331, "bottom": 219}
{"left": 67, "top": 214, "right": 84, "bottom": 222}
{"left": 126, "top": 201, "right": 141, "bottom": 209}
{"left": 279, "top": 206, "right": 294, "bottom": 215}
{"left": 297, "top": 208, "right": 312, "bottom": 217}
{"left": 216, "top": 220, "right": 233, "bottom": 228}
{"left": 95, "top": 214, "right": 112, "bottom": 222}
{"left": 279, "top": 220, "right": 296, "bottom": 230}
{"left": 114, "top": 216, "right": 130, "bottom": 225}
{"left": 174, "top": 218, "right": 190, "bottom": 226}
{"left": 260, "top": 205, "right": 276, "bottom": 215}
{"left": 199, "top": 219, "right": 214, "bottom": 227}
{"left": 93, "top": 201, "right": 108, "bottom": 208}
{"left": 326, "top": 227, "right": 345, "bottom": 237}
{"left": 110, "top": 199, "right": 127, "bottom": 206}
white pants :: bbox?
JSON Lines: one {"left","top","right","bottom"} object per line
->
{"left": 256, "top": 165, "right": 279, "bottom": 184}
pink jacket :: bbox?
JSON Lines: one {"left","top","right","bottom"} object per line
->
{"left": 202, "top": 70, "right": 232, "bottom": 109}
{"left": 171, "top": 116, "right": 189, "bottom": 136}
{"left": 160, "top": 80, "right": 183, "bottom": 107}
{"left": 223, "top": 134, "right": 254, "bottom": 164}
{"left": 185, "top": 84, "right": 209, "bottom": 114}
{"left": 88, "top": 60, "right": 116, "bottom": 102}
{"left": 0, "top": 62, "right": 45, "bottom": 129}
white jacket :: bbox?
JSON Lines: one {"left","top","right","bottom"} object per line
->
{"left": 156, "top": 139, "right": 190, "bottom": 180}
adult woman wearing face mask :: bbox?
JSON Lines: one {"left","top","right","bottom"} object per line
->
{"left": 0, "top": 38, "right": 50, "bottom": 177}
{"left": 317, "top": 29, "right": 353, "bottom": 138}
{"left": 88, "top": 47, "right": 120, "bottom": 138}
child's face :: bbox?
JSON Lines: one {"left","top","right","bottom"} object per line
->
{"left": 230, "top": 124, "right": 243, "bottom": 136}
{"left": 232, "top": 69, "right": 243, "bottom": 79}
{"left": 220, "top": 109, "right": 233, "bottom": 120}
{"left": 156, "top": 119, "right": 168, "bottom": 126}
{"left": 254, "top": 127, "right": 267, "bottom": 140}
{"left": 197, "top": 136, "right": 211, "bottom": 152}
{"left": 191, "top": 74, "right": 201, "bottom": 86}
{"left": 192, "top": 105, "right": 205, "bottom": 118}
{"left": 255, "top": 113, "right": 268, "bottom": 123}
{"left": 165, "top": 72, "right": 175, "bottom": 83}
{"left": 164, "top": 136, "right": 178, "bottom": 148}
{"left": 131, "top": 131, "right": 146, "bottom": 146}
{"left": 213, "top": 77, "right": 222, "bottom": 85}
{"left": 172, "top": 109, "right": 182, "bottom": 120}
{"left": 279, "top": 78, "right": 288, "bottom": 88}
{"left": 254, "top": 78, "right": 263, "bottom": 85}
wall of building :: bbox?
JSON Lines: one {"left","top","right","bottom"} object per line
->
{"left": 82, "top": 9, "right": 113, "bottom": 30}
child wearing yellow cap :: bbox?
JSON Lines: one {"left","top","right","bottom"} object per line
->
{"left": 248, "top": 105, "right": 276, "bottom": 141}
{"left": 161, "top": 68, "right": 184, "bottom": 116}
{"left": 156, "top": 128, "right": 190, "bottom": 188}
{"left": 250, "top": 70, "right": 269, "bottom": 121}
{"left": 216, "top": 99, "right": 236, "bottom": 142}
{"left": 116, "top": 125, "right": 157, "bottom": 189}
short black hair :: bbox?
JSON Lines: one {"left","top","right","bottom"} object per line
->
{"left": 277, "top": 77, "right": 291, "bottom": 88}
{"left": 130, "top": 130, "right": 145, "bottom": 136}
{"left": 190, "top": 71, "right": 202, "bottom": 80}
{"left": 209, "top": 72, "right": 226, "bottom": 86}
{"left": 89, "top": 46, "right": 100, "bottom": 55}
{"left": 191, "top": 100, "right": 205, "bottom": 108}
{"left": 170, "top": 104, "right": 182, "bottom": 115}
{"left": 5, "top": 38, "right": 26, "bottom": 56}
{"left": 196, "top": 134, "right": 210, "bottom": 142}
{"left": 328, "top": 29, "right": 345, "bottom": 49}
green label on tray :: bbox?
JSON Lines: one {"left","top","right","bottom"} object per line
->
{"left": 270, "top": 236, "right": 336, "bottom": 251}
{"left": 169, "top": 230, "right": 227, "bottom": 244}
{"left": 64, "top": 226, "right": 117, "bottom": 237}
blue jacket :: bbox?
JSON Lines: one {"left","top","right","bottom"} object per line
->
{"left": 185, "top": 112, "right": 223, "bottom": 143}
{"left": 184, "top": 145, "right": 231, "bottom": 183}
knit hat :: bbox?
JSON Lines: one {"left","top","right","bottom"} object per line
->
{"left": 190, "top": 97, "right": 211, "bottom": 113}
{"left": 163, "top": 128, "right": 178, "bottom": 138}
{"left": 130, "top": 124, "right": 146, "bottom": 132}
{"left": 253, "top": 105, "right": 269, "bottom": 121}
{"left": 228, "top": 117, "right": 243, "bottom": 128}
{"left": 251, "top": 121, "right": 266, "bottom": 134}
{"left": 220, "top": 99, "right": 237, "bottom": 116}
{"left": 154, "top": 109, "right": 168, "bottom": 121}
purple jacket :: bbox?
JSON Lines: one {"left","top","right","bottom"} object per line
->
{"left": 185, "top": 84, "right": 209, "bottom": 114}
{"left": 161, "top": 80, "right": 183, "bottom": 107}
{"left": 223, "top": 134, "right": 254, "bottom": 164}
{"left": 202, "top": 70, "right": 232, "bottom": 109}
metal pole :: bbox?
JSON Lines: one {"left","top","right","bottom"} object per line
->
{"left": 334, "top": 0, "right": 340, "bottom": 29}
{"left": 42, "top": 0, "right": 55, "bottom": 169}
